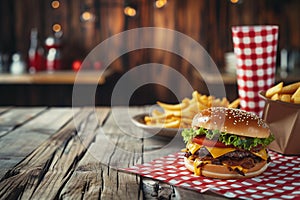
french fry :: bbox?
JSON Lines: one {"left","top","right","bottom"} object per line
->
{"left": 221, "top": 97, "right": 229, "bottom": 107}
{"left": 197, "top": 101, "right": 208, "bottom": 110}
{"left": 281, "top": 82, "right": 300, "bottom": 94}
{"left": 207, "top": 96, "right": 214, "bottom": 107}
{"left": 293, "top": 97, "right": 300, "bottom": 104}
{"left": 228, "top": 98, "right": 240, "bottom": 108}
{"left": 192, "top": 91, "right": 199, "bottom": 101}
{"left": 144, "top": 116, "right": 152, "bottom": 123}
{"left": 266, "top": 82, "right": 283, "bottom": 98}
{"left": 291, "top": 87, "right": 300, "bottom": 102}
{"left": 163, "top": 119, "right": 181, "bottom": 128}
{"left": 280, "top": 94, "right": 291, "bottom": 103}
{"left": 271, "top": 93, "right": 280, "bottom": 101}
{"left": 198, "top": 94, "right": 207, "bottom": 102}
{"left": 152, "top": 109, "right": 164, "bottom": 116}
{"left": 153, "top": 113, "right": 174, "bottom": 120}
{"left": 144, "top": 113, "right": 174, "bottom": 124}
{"left": 157, "top": 100, "right": 189, "bottom": 111}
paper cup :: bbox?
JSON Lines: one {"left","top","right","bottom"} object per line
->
{"left": 232, "top": 25, "right": 279, "bottom": 116}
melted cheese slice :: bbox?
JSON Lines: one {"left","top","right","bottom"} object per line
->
{"left": 193, "top": 158, "right": 211, "bottom": 176}
{"left": 193, "top": 159, "right": 202, "bottom": 176}
{"left": 252, "top": 148, "right": 268, "bottom": 160}
{"left": 224, "top": 164, "right": 248, "bottom": 174}
{"left": 205, "top": 146, "right": 236, "bottom": 158}
{"left": 187, "top": 142, "right": 202, "bottom": 155}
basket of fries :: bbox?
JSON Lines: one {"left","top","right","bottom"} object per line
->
{"left": 259, "top": 81, "right": 300, "bottom": 155}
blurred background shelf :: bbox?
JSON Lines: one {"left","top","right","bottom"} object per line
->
{"left": 0, "top": 70, "right": 111, "bottom": 84}
{"left": 0, "top": 70, "right": 119, "bottom": 107}
{"left": 1, "top": 70, "right": 298, "bottom": 85}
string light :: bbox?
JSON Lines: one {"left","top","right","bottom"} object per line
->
{"left": 230, "top": 0, "right": 240, "bottom": 4}
{"left": 81, "top": 11, "right": 95, "bottom": 22}
{"left": 51, "top": 0, "right": 60, "bottom": 9}
{"left": 155, "top": 0, "right": 167, "bottom": 8}
{"left": 124, "top": 6, "right": 137, "bottom": 17}
{"left": 52, "top": 23, "right": 61, "bottom": 32}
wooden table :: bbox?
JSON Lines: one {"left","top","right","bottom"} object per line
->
{"left": 0, "top": 107, "right": 227, "bottom": 199}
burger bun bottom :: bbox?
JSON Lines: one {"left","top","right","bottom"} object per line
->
{"left": 184, "top": 157, "right": 268, "bottom": 179}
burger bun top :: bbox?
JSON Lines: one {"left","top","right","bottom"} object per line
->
{"left": 192, "top": 107, "right": 271, "bottom": 138}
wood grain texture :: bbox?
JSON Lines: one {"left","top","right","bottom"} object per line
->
{"left": 0, "top": 107, "right": 105, "bottom": 199}
{"left": 60, "top": 107, "right": 143, "bottom": 199}
{"left": 0, "top": 107, "right": 229, "bottom": 199}
{"left": 0, "top": 107, "right": 10, "bottom": 115}
{"left": 0, "top": 108, "right": 79, "bottom": 179}
{"left": 0, "top": 107, "right": 45, "bottom": 127}
{"left": 0, "top": 107, "right": 46, "bottom": 137}
{"left": 2, "top": 0, "right": 299, "bottom": 71}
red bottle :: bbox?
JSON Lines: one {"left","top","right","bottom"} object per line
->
{"left": 28, "top": 28, "right": 45, "bottom": 73}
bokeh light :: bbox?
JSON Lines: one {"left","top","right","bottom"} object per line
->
{"left": 51, "top": 0, "right": 60, "bottom": 9}
{"left": 52, "top": 23, "right": 61, "bottom": 32}
{"left": 124, "top": 6, "right": 137, "bottom": 17}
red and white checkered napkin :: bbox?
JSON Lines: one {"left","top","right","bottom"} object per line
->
{"left": 232, "top": 26, "right": 279, "bottom": 115}
{"left": 122, "top": 151, "right": 300, "bottom": 199}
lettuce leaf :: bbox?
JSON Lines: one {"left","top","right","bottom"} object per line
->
{"left": 181, "top": 128, "right": 275, "bottom": 151}
{"left": 181, "top": 127, "right": 207, "bottom": 143}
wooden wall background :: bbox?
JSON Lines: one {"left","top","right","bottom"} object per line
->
{"left": 0, "top": 0, "right": 299, "bottom": 105}
{"left": 1, "top": 0, "right": 299, "bottom": 69}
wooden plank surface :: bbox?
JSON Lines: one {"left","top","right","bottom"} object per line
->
{"left": 61, "top": 107, "right": 143, "bottom": 199}
{"left": 0, "top": 107, "right": 226, "bottom": 199}
{"left": 0, "top": 107, "right": 110, "bottom": 199}
{"left": 0, "top": 108, "right": 79, "bottom": 178}
{"left": 0, "top": 107, "right": 10, "bottom": 115}
{"left": 0, "top": 108, "right": 77, "bottom": 156}
{"left": 0, "top": 107, "right": 47, "bottom": 172}
{"left": 0, "top": 107, "right": 46, "bottom": 137}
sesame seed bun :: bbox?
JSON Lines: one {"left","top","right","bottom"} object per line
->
{"left": 191, "top": 107, "right": 271, "bottom": 138}
{"left": 184, "top": 157, "right": 268, "bottom": 179}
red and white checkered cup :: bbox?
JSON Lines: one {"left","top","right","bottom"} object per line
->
{"left": 232, "top": 25, "right": 279, "bottom": 116}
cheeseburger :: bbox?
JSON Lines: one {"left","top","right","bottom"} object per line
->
{"left": 182, "top": 107, "right": 274, "bottom": 179}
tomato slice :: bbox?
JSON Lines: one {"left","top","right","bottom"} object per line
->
{"left": 192, "top": 135, "right": 233, "bottom": 148}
